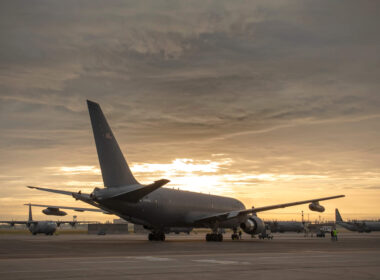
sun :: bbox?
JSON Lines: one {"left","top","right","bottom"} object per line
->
{"left": 130, "top": 158, "right": 231, "bottom": 195}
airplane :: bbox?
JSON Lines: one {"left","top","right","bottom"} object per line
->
{"left": 335, "top": 208, "right": 380, "bottom": 233}
{"left": 265, "top": 221, "right": 306, "bottom": 233}
{"left": 0, "top": 204, "right": 88, "bottom": 235}
{"left": 28, "top": 100, "right": 345, "bottom": 242}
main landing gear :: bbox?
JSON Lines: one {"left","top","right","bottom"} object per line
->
{"left": 205, "top": 233, "right": 223, "bottom": 242}
{"left": 148, "top": 232, "right": 165, "bottom": 241}
{"left": 231, "top": 233, "right": 239, "bottom": 240}
{"left": 231, "top": 227, "right": 240, "bottom": 240}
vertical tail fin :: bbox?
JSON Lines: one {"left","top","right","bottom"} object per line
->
{"left": 28, "top": 203, "right": 33, "bottom": 222}
{"left": 87, "top": 100, "right": 139, "bottom": 188}
{"left": 335, "top": 208, "right": 343, "bottom": 222}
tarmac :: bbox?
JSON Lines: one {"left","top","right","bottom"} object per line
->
{"left": 0, "top": 232, "right": 379, "bottom": 280}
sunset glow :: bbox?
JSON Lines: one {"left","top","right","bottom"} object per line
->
{"left": 3, "top": 156, "right": 373, "bottom": 223}
{"left": 0, "top": 1, "right": 379, "bottom": 225}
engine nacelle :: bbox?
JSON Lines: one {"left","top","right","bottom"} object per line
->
{"left": 240, "top": 216, "right": 265, "bottom": 235}
{"left": 309, "top": 202, "right": 325, "bottom": 212}
{"left": 42, "top": 207, "right": 67, "bottom": 216}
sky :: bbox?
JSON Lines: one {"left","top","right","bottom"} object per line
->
{"left": 0, "top": 0, "right": 379, "bottom": 222}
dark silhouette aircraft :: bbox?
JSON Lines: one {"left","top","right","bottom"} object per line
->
{"left": 0, "top": 204, "right": 87, "bottom": 235}
{"left": 336, "top": 208, "right": 380, "bottom": 233}
{"left": 28, "top": 100, "right": 344, "bottom": 241}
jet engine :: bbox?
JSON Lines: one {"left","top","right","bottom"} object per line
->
{"left": 240, "top": 216, "right": 265, "bottom": 235}
{"left": 309, "top": 202, "right": 325, "bottom": 212}
{"left": 42, "top": 207, "right": 67, "bottom": 216}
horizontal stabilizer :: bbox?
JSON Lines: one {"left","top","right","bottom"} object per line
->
{"left": 27, "top": 186, "right": 74, "bottom": 196}
{"left": 104, "top": 179, "right": 169, "bottom": 203}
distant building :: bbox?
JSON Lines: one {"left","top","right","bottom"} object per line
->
{"left": 88, "top": 223, "right": 129, "bottom": 235}
{"left": 134, "top": 224, "right": 149, "bottom": 234}
{"left": 113, "top": 218, "right": 128, "bottom": 224}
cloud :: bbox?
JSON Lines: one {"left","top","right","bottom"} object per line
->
{"left": 0, "top": 0, "right": 379, "bottom": 219}
{"left": 364, "top": 186, "right": 380, "bottom": 190}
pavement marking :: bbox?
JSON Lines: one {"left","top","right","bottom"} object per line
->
{"left": 132, "top": 256, "right": 172, "bottom": 261}
{"left": 193, "top": 259, "right": 250, "bottom": 265}
{"left": 0, "top": 268, "right": 95, "bottom": 274}
{"left": 78, "top": 260, "right": 137, "bottom": 264}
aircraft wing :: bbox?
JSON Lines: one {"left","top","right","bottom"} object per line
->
{"left": 194, "top": 195, "right": 345, "bottom": 224}
{"left": 0, "top": 221, "right": 37, "bottom": 225}
{"left": 26, "top": 204, "right": 108, "bottom": 213}
{"left": 241, "top": 194, "right": 345, "bottom": 213}
{"left": 0, "top": 221, "right": 28, "bottom": 225}
{"left": 55, "top": 220, "right": 97, "bottom": 226}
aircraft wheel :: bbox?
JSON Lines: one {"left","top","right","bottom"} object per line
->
{"left": 148, "top": 233, "right": 153, "bottom": 241}
{"left": 206, "top": 233, "right": 223, "bottom": 242}
{"left": 159, "top": 233, "right": 165, "bottom": 241}
{"left": 206, "top": 233, "right": 213, "bottom": 241}
{"left": 217, "top": 233, "right": 223, "bottom": 242}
